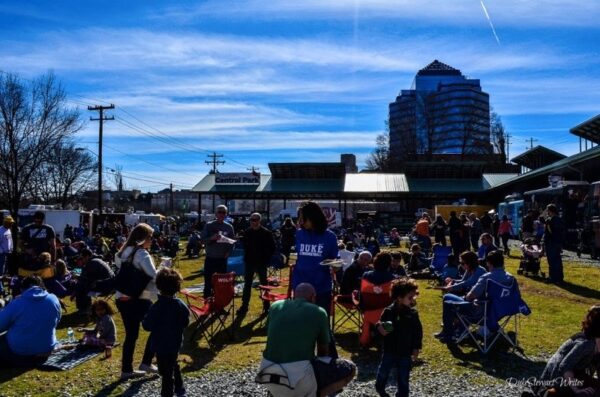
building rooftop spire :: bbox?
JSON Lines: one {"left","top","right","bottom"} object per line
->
{"left": 417, "top": 60, "right": 462, "bottom": 76}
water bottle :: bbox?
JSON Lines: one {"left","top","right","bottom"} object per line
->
{"left": 67, "top": 327, "right": 75, "bottom": 343}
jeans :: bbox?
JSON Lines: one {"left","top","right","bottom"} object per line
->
{"left": 501, "top": 234, "right": 510, "bottom": 254}
{"left": 375, "top": 353, "right": 411, "bottom": 397}
{"left": 545, "top": 244, "right": 564, "bottom": 283}
{"left": 441, "top": 294, "right": 483, "bottom": 335}
{"left": 203, "top": 257, "right": 227, "bottom": 298}
{"left": 157, "top": 352, "right": 184, "bottom": 397}
{"left": 315, "top": 292, "right": 338, "bottom": 359}
{"left": 116, "top": 298, "right": 154, "bottom": 373}
{"left": 470, "top": 234, "right": 480, "bottom": 251}
{"left": 242, "top": 262, "right": 268, "bottom": 309}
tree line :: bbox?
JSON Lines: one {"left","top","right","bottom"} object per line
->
{"left": 0, "top": 72, "right": 96, "bottom": 217}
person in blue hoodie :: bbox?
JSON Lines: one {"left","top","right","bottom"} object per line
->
{"left": 142, "top": 268, "right": 190, "bottom": 397}
{"left": 0, "top": 275, "right": 61, "bottom": 367}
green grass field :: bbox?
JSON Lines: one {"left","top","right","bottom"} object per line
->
{"left": 1, "top": 250, "right": 599, "bottom": 396}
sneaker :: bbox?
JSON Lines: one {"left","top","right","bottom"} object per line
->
{"left": 175, "top": 388, "right": 187, "bottom": 397}
{"left": 120, "top": 370, "right": 146, "bottom": 381}
{"left": 139, "top": 363, "right": 159, "bottom": 373}
{"left": 433, "top": 331, "right": 448, "bottom": 339}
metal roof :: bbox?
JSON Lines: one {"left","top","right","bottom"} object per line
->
{"left": 524, "top": 181, "right": 589, "bottom": 196}
{"left": 268, "top": 162, "right": 346, "bottom": 179}
{"left": 570, "top": 114, "right": 600, "bottom": 144}
{"left": 344, "top": 174, "right": 408, "bottom": 193}
{"left": 511, "top": 145, "right": 566, "bottom": 170}
{"left": 491, "top": 144, "right": 600, "bottom": 190}
{"left": 482, "top": 173, "right": 519, "bottom": 189}
{"left": 406, "top": 178, "right": 484, "bottom": 193}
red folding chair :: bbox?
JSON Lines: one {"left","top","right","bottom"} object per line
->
{"left": 258, "top": 264, "right": 294, "bottom": 308}
{"left": 181, "top": 272, "right": 236, "bottom": 349}
{"left": 355, "top": 279, "right": 393, "bottom": 347}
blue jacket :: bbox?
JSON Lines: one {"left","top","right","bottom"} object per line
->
{"left": 0, "top": 286, "right": 61, "bottom": 355}
{"left": 142, "top": 295, "right": 190, "bottom": 354}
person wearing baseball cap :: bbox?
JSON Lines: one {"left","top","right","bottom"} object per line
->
{"left": 0, "top": 215, "right": 15, "bottom": 296}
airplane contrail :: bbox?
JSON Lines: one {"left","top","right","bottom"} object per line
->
{"left": 480, "top": 0, "right": 501, "bottom": 45}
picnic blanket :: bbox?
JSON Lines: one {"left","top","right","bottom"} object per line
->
{"left": 40, "top": 341, "right": 119, "bottom": 371}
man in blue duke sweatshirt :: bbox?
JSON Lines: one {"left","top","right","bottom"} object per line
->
{"left": 0, "top": 276, "right": 61, "bottom": 367}
{"left": 143, "top": 268, "right": 190, "bottom": 397}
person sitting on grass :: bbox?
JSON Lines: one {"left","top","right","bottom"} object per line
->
{"left": 375, "top": 278, "right": 423, "bottom": 397}
{"left": 142, "top": 267, "right": 190, "bottom": 397}
{"left": 78, "top": 299, "right": 117, "bottom": 349}
{"left": 477, "top": 233, "right": 497, "bottom": 264}
{"left": 406, "top": 244, "right": 429, "bottom": 273}
{"left": 435, "top": 253, "right": 459, "bottom": 284}
{"left": 390, "top": 252, "right": 407, "bottom": 278}
{"left": 528, "top": 304, "right": 600, "bottom": 397}
{"left": 0, "top": 275, "right": 61, "bottom": 367}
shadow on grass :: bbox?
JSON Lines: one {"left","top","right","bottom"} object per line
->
{"left": 446, "top": 334, "right": 547, "bottom": 382}
{"left": 554, "top": 281, "right": 600, "bottom": 301}
{"left": 93, "top": 374, "right": 159, "bottom": 397}
{"left": 0, "top": 366, "right": 31, "bottom": 385}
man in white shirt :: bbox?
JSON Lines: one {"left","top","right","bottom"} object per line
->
{"left": 0, "top": 215, "right": 15, "bottom": 296}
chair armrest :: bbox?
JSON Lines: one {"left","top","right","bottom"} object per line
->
{"left": 180, "top": 289, "right": 205, "bottom": 302}
{"left": 258, "top": 285, "right": 278, "bottom": 291}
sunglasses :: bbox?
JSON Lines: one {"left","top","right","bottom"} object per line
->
{"left": 216, "top": 211, "right": 227, "bottom": 214}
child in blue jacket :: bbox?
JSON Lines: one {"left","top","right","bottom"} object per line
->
{"left": 143, "top": 268, "right": 190, "bottom": 397}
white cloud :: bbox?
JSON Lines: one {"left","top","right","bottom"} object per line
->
{"left": 155, "top": 0, "right": 600, "bottom": 27}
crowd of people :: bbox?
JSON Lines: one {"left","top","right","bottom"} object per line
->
{"left": 0, "top": 200, "right": 596, "bottom": 397}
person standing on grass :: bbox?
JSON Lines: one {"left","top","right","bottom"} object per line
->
{"left": 292, "top": 201, "right": 338, "bottom": 316}
{"left": 280, "top": 217, "right": 297, "bottom": 266}
{"left": 201, "top": 205, "right": 235, "bottom": 298}
{"left": 238, "top": 213, "right": 275, "bottom": 315}
{"left": 143, "top": 268, "right": 190, "bottom": 397}
{"left": 115, "top": 223, "right": 158, "bottom": 380}
{"left": 375, "top": 278, "right": 422, "bottom": 397}
{"left": 498, "top": 215, "right": 514, "bottom": 256}
{"left": 543, "top": 204, "right": 565, "bottom": 284}
{"left": 0, "top": 215, "right": 14, "bottom": 297}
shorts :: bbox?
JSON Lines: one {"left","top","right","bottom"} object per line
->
{"left": 312, "top": 358, "right": 356, "bottom": 392}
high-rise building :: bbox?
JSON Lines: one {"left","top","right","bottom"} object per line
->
{"left": 389, "top": 60, "right": 491, "bottom": 161}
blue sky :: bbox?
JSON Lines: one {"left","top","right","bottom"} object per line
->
{"left": 1, "top": 1, "right": 599, "bottom": 192}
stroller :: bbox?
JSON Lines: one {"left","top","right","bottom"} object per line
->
{"left": 518, "top": 238, "right": 545, "bottom": 277}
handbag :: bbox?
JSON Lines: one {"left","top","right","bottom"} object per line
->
{"left": 114, "top": 248, "right": 152, "bottom": 298}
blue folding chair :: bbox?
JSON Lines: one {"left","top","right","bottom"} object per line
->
{"left": 453, "top": 278, "right": 531, "bottom": 353}
{"left": 429, "top": 245, "right": 452, "bottom": 275}
{"left": 227, "top": 248, "right": 245, "bottom": 282}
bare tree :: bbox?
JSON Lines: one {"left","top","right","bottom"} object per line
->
{"left": 365, "top": 133, "right": 390, "bottom": 171}
{"left": 29, "top": 142, "right": 96, "bottom": 207}
{"left": 0, "top": 72, "right": 83, "bottom": 217}
{"left": 111, "top": 164, "right": 125, "bottom": 191}
{"left": 490, "top": 108, "right": 506, "bottom": 163}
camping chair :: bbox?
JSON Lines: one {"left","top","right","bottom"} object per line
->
{"left": 331, "top": 268, "right": 361, "bottom": 334}
{"left": 267, "top": 252, "right": 287, "bottom": 285}
{"left": 227, "top": 248, "right": 245, "bottom": 282}
{"left": 181, "top": 272, "right": 236, "bottom": 349}
{"left": 258, "top": 265, "right": 294, "bottom": 305}
{"left": 354, "top": 279, "right": 393, "bottom": 347}
{"left": 451, "top": 278, "right": 531, "bottom": 354}
{"left": 428, "top": 245, "right": 452, "bottom": 282}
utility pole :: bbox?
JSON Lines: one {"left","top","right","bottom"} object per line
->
{"left": 526, "top": 137, "right": 538, "bottom": 150}
{"left": 170, "top": 183, "right": 175, "bottom": 214}
{"left": 88, "top": 104, "right": 115, "bottom": 217}
{"left": 205, "top": 152, "right": 225, "bottom": 174}
{"left": 247, "top": 166, "right": 260, "bottom": 175}
{"left": 505, "top": 133, "right": 512, "bottom": 162}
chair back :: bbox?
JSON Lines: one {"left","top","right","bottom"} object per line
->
{"left": 211, "top": 272, "right": 236, "bottom": 310}
{"left": 485, "top": 278, "right": 531, "bottom": 330}
{"left": 359, "top": 279, "right": 393, "bottom": 311}
{"left": 227, "top": 250, "right": 245, "bottom": 275}
{"left": 431, "top": 245, "right": 452, "bottom": 272}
